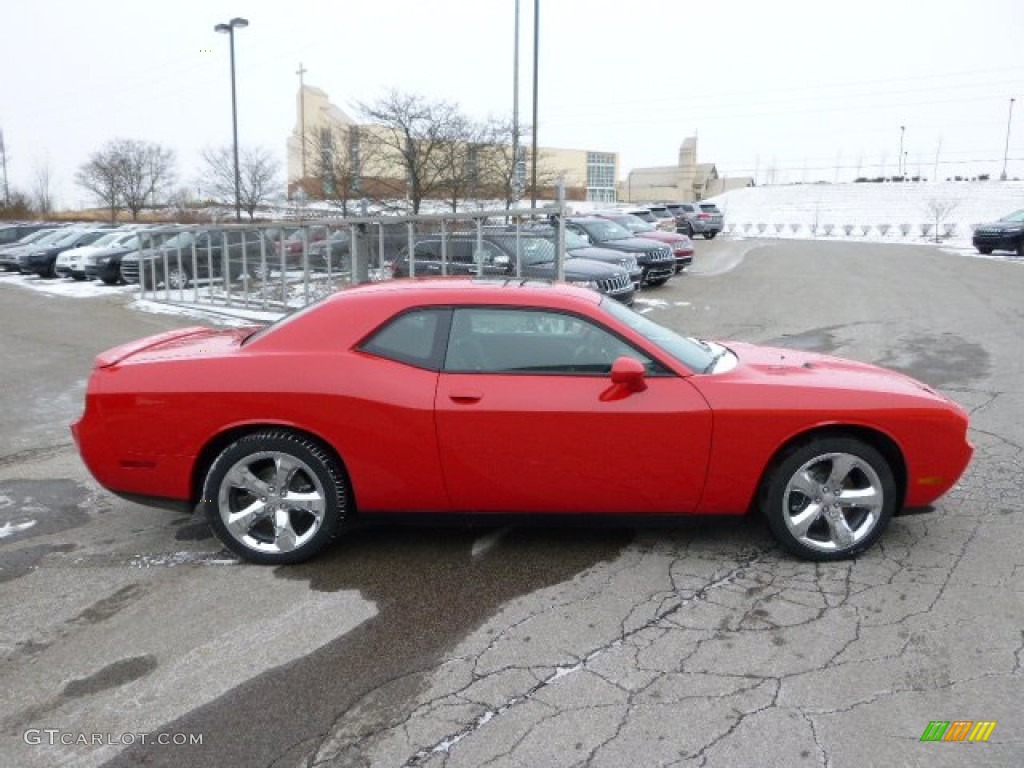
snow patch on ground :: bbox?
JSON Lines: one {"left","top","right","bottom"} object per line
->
{"left": 0, "top": 273, "right": 135, "bottom": 298}
{"left": 130, "top": 299, "right": 283, "bottom": 326}
{"left": 129, "top": 551, "right": 240, "bottom": 568}
{"left": 0, "top": 519, "right": 37, "bottom": 538}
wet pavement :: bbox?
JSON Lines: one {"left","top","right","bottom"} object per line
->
{"left": 1, "top": 241, "right": 1022, "bottom": 767}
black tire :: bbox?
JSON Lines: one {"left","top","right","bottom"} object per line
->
{"left": 703, "top": 232, "right": 717, "bottom": 240}
{"left": 645, "top": 276, "right": 671, "bottom": 287}
{"left": 685, "top": 223, "right": 694, "bottom": 237}
{"left": 762, "top": 437, "right": 895, "bottom": 561}
{"left": 1016, "top": 240, "right": 1023, "bottom": 257}
{"left": 977, "top": 247, "right": 993, "bottom": 255}
{"left": 102, "top": 275, "right": 119, "bottom": 286}
{"left": 202, "top": 430, "right": 348, "bottom": 565}
{"left": 166, "top": 265, "right": 191, "bottom": 290}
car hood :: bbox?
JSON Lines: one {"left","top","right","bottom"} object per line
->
{"left": 569, "top": 244, "right": 636, "bottom": 264}
{"left": 975, "top": 220, "right": 1024, "bottom": 233}
{"left": 713, "top": 342, "right": 953, "bottom": 403}
{"left": 521, "top": 258, "right": 622, "bottom": 280}
{"left": 594, "top": 236, "right": 669, "bottom": 253}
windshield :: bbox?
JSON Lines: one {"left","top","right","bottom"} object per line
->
{"left": 15, "top": 229, "right": 56, "bottom": 245}
{"left": 613, "top": 215, "right": 655, "bottom": 233}
{"left": 488, "top": 235, "right": 557, "bottom": 265}
{"left": 578, "top": 219, "right": 631, "bottom": 241}
{"left": 998, "top": 210, "right": 1024, "bottom": 223}
{"left": 600, "top": 297, "right": 716, "bottom": 373}
{"left": 92, "top": 232, "right": 128, "bottom": 247}
{"left": 55, "top": 230, "right": 89, "bottom": 246}
{"left": 157, "top": 232, "right": 198, "bottom": 250}
{"left": 31, "top": 229, "right": 71, "bottom": 246}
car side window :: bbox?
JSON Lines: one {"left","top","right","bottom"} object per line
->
{"left": 444, "top": 308, "right": 659, "bottom": 375}
{"left": 360, "top": 308, "right": 448, "bottom": 370}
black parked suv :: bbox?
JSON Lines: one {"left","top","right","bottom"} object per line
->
{"left": 121, "top": 229, "right": 267, "bottom": 289}
{"left": 520, "top": 226, "right": 644, "bottom": 289}
{"left": 564, "top": 217, "right": 675, "bottom": 286}
{"left": 392, "top": 233, "right": 636, "bottom": 304}
{"left": 972, "top": 210, "right": 1024, "bottom": 256}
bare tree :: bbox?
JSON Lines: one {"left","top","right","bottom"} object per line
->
{"left": 32, "top": 157, "right": 55, "bottom": 215}
{"left": 307, "top": 124, "right": 381, "bottom": 216}
{"left": 924, "top": 198, "right": 959, "bottom": 243}
{"left": 357, "top": 90, "right": 464, "bottom": 213}
{"left": 116, "top": 139, "right": 176, "bottom": 220}
{"left": 76, "top": 145, "right": 125, "bottom": 222}
{"left": 433, "top": 114, "right": 489, "bottom": 212}
{"left": 201, "top": 145, "right": 281, "bottom": 220}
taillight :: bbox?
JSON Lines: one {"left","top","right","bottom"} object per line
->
{"left": 698, "top": 213, "right": 710, "bottom": 219}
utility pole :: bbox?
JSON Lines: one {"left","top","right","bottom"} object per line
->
{"left": 297, "top": 63, "right": 308, "bottom": 184}
{"left": 0, "top": 128, "right": 9, "bottom": 207}
{"left": 512, "top": 0, "right": 520, "bottom": 200}
{"left": 999, "top": 97, "right": 1015, "bottom": 182}
{"left": 530, "top": 0, "right": 539, "bottom": 210}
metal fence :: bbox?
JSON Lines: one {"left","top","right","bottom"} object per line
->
{"left": 129, "top": 205, "right": 568, "bottom": 313}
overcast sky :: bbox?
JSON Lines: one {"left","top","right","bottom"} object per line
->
{"left": 2, "top": 0, "right": 1022, "bottom": 209}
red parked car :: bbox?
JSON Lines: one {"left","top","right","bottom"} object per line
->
{"left": 73, "top": 280, "right": 972, "bottom": 564}
{"left": 596, "top": 211, "right": 695, "bottom": 272}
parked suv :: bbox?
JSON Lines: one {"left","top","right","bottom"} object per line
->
{"left": 0, "top": 223, "right": 52, "bottom": 247}
{"left": 392, "top": 233, "right": 636, "bottom": 304}
{"left": 16, "top": 228, "right": 109, "bottom": 277}
{"left": 121, "top": 228, "right": 267, "bottom": 289}
{"left": 596, "top": 211, "right": 694, "bottom": 273}
{"left": 972, "top": 210, "right": 1024, "bottom": 257}
{"left": 564, "top": 216, "right": 675, "bottom": 286}
{"left": 666, "top": 202, "right": 724, "bottom": 239}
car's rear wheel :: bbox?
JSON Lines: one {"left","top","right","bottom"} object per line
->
{"left": 762, "top": 437, "right": 894, "bottom": 561}
{"left": 704, "top": 232, "right": 717, "bottom": 240}
{"left": 202, "top": 431, "right": 348, "bottom": 564}
{"left": 685, "top": 223, "right": 694, "bottom": 237}
{"left": 977, "top": 247, "right": 993, "bottom": 255}
{"left": 1016, "top": 240, "right": 1023, "bottom": 257}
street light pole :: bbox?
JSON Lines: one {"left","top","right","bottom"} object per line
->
{"left": 215, "top": 17, "right": 248, "bottom": 221}
{"left": 899, "top": 125, "right": 905, "bottom": 179}
{"left": 1001, "top": 97, "right": 1015, "bottom": 181}
{"left": 530, "top": 0, "right": 539, "bottom": 210}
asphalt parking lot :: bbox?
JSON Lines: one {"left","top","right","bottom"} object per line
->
{"left": 1, "top": 238, "right": 1022, "bottom": 767}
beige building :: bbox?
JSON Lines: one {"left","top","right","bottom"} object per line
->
{"left": 622, "top": 136, "right": 754, "bottom": 202}
{"left": 286, "top": 87, "right": 749, "bottom": 206}
{"left": 286, "top": 84, "right": 620, "bottom": 204}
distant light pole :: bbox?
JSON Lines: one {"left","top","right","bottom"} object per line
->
{"left": 512, "top": 0, "right": 521, "bottom": 200}
{"left": 899, "top": 125, "right": 905, "bottom": 179}
{"left": 214, "top": 16, "right": 248, "bottom": 221}
{"left": 1001, "top": 97, "right": 1015, "bottom": 181}
{"left": 530, "top": 0, "right": 539, "bottom": 210}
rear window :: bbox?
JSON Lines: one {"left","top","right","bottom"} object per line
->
{"left": 360, "top": 308, "right": 448, "bottom": 370}
{"left": 699, "top": 204, "right": 720, "bottom": 212}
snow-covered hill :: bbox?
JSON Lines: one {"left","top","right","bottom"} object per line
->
{"left": 706, "top": 181, "right": 1024, "bottom": 247}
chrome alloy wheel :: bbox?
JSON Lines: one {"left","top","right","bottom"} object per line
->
{"left": 217, "top": 451, "right": 327, "bottom": 555}
{"left": 782, "top": 451, "right": 884, "bottom": 554}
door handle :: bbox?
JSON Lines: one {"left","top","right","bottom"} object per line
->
{"left": 449, "top": 393, "right": 482, "bottom": 404}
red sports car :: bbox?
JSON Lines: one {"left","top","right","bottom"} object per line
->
{"left": 72, "top": 280, "right": 973, "bottom": 564}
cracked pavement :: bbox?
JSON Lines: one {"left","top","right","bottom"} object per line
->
{"left": 1, "top": 239, "right": 1022, "bottom": 767}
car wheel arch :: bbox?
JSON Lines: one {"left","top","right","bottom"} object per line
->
{"left": 752, "top": 425, "right": 907, "bottom": 516}
{"left": 190, "top": 423, "right": 355, "bottom": 512}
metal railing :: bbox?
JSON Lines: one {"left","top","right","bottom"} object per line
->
{"left": 128, "top": 205, "right": 568, "bottom": 312}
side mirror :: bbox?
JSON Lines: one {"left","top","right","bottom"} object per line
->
{"left": 610, "top": 356, "right": 647, "bottom": 392}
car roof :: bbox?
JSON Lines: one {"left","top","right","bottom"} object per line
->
{"left": 327, "top": 276, "right": 603, "bottom": 306}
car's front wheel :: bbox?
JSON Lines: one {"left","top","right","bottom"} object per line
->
{"left": 704, "top": 232, "right": 717, "bottom": 240}
{"left": 645, "top": 276, "right": 671, "bottom": 287}
{"left": 762, "top": 437, "right": 895, "bottom": 561}
{"left": 977, "top": 247, "right": 993, "bottom": 255}
{"left": 202, "top": 431, "right": 348, "bottom": 564}
{"left": 1016, "top": 240, "right": 1024, "bottom": 257}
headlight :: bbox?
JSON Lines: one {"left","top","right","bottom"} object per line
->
{"left": 579, "top": 280, "right": 601, "bottom": 290}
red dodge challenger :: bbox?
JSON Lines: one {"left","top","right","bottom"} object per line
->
{"left": 73, "top": 279, "right": 973, "bottom": 564}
